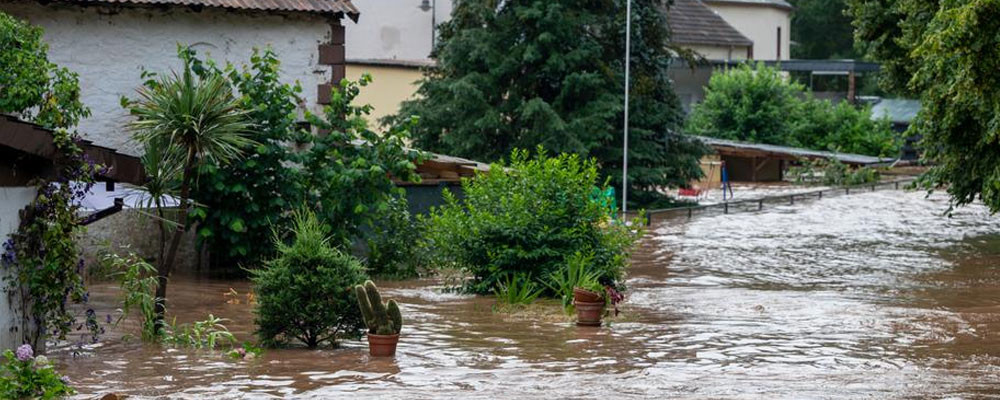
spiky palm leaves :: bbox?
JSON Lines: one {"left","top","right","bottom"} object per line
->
{"left": 127, "top": 57, "right": 253, "bottom": 328}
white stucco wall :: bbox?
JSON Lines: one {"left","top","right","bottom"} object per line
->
{"left": 0, "top": 2, "right": 334, "bottom": 155}
{"left": 346, "top": 0, "right": 452, "bottom": 62}
{"left": 704, "top": 3, "right": 790, "bottom": 60}
{"left": 0, "top": 187, "right": 38, "bottom": 351}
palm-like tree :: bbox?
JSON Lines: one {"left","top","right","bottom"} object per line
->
{"left": 128, "top": 60, "right": 253, "bottom": 329}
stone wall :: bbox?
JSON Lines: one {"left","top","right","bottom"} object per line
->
{"left": 79, "top": 209, "right": 203, "bottom": 277}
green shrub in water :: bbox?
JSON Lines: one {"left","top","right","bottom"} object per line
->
{"left": 162, "top": 314, "right": 237, "bottom": 350}
{"left": 546, "top": 251, "right": 604, "bottom": 310}
{"left": 0, "top": 345, "right": 74, "bottom": 399}
{"left": 101, "top": 251, "right": 161, "bottom": 342}
{"left": 364, "top": 195, "right": 430, "bottom": 279}
{"left": 788, "top": 157, "right": 880, "bottom": 186}
{"left": 252, "top": 208, "right": 368, "bottom": 348}
{"left": 354, "top": 280, "right": 403, "bottom": 335}
{"left": 494, "top": 273, "right": 544, "bottom": 307}
{"left": 426, "top": 148, "right": 644, "bottom": 295}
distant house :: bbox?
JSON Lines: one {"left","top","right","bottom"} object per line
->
{"left": 1, "top": 0, "right": 359, "bottom": 155}
{"left": 342, "top": 0, "right": 792, "bottom": 122}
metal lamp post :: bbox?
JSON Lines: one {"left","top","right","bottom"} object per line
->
{"left": 622, "top": 0, "right": 632, "bottom": 214}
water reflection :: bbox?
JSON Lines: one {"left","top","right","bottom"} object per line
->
{"left": 52, "top": 191, "right": 1000, "bottom": 398}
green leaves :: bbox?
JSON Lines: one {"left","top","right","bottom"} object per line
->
{"left": 0, "top": 11, "right": 89, "bottom": 129}
{"left": 687, "top": 62, "right": 900, "bottom": 157}
{"left": 389, "top": 0, "right": 705, "bottom": 206}
{"left": 426, "top": 149, "right": 643, "bottom": 295}
{"left": 250, "top": 208, "right": 368, "bottom": 348}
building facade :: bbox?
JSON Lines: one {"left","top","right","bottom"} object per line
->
{"left": 0, "top": 0, "right": 357, "bottom": 154}
{"left": 342, "top": 0, "right": 792, "bottom": 121}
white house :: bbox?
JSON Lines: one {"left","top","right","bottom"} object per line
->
{"left": 0, "top": 0, "right": 359, "bottom": 155}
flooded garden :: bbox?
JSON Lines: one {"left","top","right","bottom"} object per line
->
{"left": 50, "top": 190, "right": 1000, "bottom": 398}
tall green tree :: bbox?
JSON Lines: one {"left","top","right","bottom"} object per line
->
{"left": 790, "top": 0, "right": 860, "bottom": 59}
{"left": 0, "top": 11, "right": 88, "bottom": 128}
{"left": 390, "top": 0, "right": 707, "bottom": 207}
{"left": 846, "top": 0, "right": 938, "bottom": 96}
{"left": 849, "top": 0, "right": 1000, "bottom": 212}
{"left": 126, "top": 51, "right": 253, "bottom": 329}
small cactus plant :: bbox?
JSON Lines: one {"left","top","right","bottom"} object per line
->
{"left": 355, "top": 280, "right": 402, "bottom": 335}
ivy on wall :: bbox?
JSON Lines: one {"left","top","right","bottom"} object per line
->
{"left": 1, "top": 130, "right": 104, "bottom": 351}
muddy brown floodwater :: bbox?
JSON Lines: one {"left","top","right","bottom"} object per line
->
{"left": 51, "top": 191, "right": 1000, "bottom": 399}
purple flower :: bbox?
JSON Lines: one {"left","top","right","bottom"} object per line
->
{"left": 60, "top": 375, "right": 70, "bottom": 385}
{"left": 15, "top": 344, "right": 33, "bottom": 361}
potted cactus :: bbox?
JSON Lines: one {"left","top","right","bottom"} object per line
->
{"left": 355, "top": 280, "right": 402, "bottom": 357}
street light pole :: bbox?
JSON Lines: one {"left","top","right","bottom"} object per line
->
{"left": 622, "top": 0, "right": 632, "bottom": 214}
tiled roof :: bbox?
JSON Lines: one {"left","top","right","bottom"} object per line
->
{"left": 702, "top": 0, "right": 793, "bottom": 11}
{"left": 59, "top": 0, "right": 359, "bottom": 19}
{"left": 668, "top": 0, "right": 753, "bottom": 47}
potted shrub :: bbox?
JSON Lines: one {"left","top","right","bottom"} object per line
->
{"left": 355, "top": 280, "right": 403, "bottom": 357}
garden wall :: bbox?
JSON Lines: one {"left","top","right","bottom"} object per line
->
{"left": 80, "top": 209, "right": 203, "bottom": 278}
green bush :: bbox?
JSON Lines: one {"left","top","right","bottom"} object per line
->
{"left": 0, "top": 345, "right": 73, "bottom": 399}
{"left": 686, "top": 63, "right": 802, "bottom": 145}
{"left": 686, "top": 62, "right": 899, "bottom": 157}
{"left": 426, "top": 148, "right": 642, "bottom": 295}
{"left": 251, "top": 209, "right": 368, "bottom": 348}
{"left": 787, "top": 157, "right": 881, "bottom": 186}
{"left": 0, "top": 11, "right": 88, "bottom": 129}
{"left": 364, "top": 195, "right": 429, "bottom": 279}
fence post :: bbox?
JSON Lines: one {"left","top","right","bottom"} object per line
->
{"left": 846, "top": 187, "right": 850, "bottom": 195}
{"left": 819, "top": 190, "right": 823, "bottom": 199}
{"left": 758, "top": 199, "right": 763, "bottom": 211}
{"left": 789, "top": 195, "right": 794, "bottom": 205}
{"left": 895, "top": 181, "right": 899, "bottom": 190}
{"left": 687, "top": 208, "right": 692, "bottom": 219}
{"left": 724, "top": 202, "right": 729, "bottom": 214}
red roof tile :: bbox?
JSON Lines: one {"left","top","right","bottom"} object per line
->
{"left": 61, "top": 0, "right": 358, "bottom": 19}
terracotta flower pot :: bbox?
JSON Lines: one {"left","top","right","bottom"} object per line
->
{"left": 574, "top": 300, "right": 605, "bottom": 326}
{"left": 367, "top": 333, "right": 400, "bottom": 357}
{"left": 573, "top": 287, "right": 603, "bottom": 303}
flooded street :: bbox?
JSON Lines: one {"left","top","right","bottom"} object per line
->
{"left": 54, "top": 190, "right": 1000, "bottom": 398}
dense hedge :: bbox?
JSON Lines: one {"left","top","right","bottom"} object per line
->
{"left": 426, "top": 149, "right": 641, "bottom": 295}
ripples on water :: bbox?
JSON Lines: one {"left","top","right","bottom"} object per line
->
{"left": 54, "top": 191, "right": 1000, "bottom": 398}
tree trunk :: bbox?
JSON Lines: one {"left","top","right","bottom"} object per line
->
{"left": 153, "top": 156, "right": 196, "bottom": 332}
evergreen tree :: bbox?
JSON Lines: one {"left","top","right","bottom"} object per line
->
{"left": 390, "top": 0, "right": 706, "bottom": 207}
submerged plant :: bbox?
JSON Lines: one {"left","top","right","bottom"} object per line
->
{"left": 355, "top": 281, "right": 402, "bottom": 336}
{"left": 494, "top": 273, "right": 543, "bottom": 307}
{"left": 163, "top": 314, "right": 237, "bottom": 350}
{"left": 546, "top": 252, "right": 603, "bottom": 311}
{"left": 102, "top": 251, "right": 161, "bottom": 342}
{"left": 252, "top": 208, "right": 368, "bottom": 348}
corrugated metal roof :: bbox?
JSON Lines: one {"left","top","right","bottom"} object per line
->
{"left": 667, "top": 0, "right": 753, "bottom": 48}
{"left": 696, "top": 136, "right": 895, "bottom": 165}
{"left": 59, "top": 0, "right": 359, "bottom": 18}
